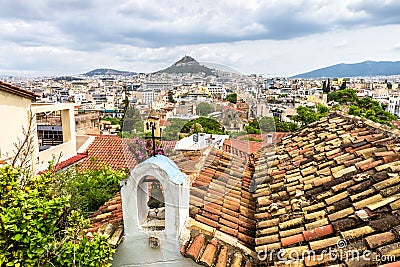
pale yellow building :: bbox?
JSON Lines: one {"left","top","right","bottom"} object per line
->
{"left": 0, "top": 81, "right": 79, "bottom": 173}
{"left": 0, "top": 81, "right": 37, "bottom": 166}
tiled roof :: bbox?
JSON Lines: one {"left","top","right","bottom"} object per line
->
{"left": 54, "top": 152, "right": 87, "bottom": 171}
{"left": 223, "top": 133, "right": 290, "bottom": 156}
{"left": 77, "top": 135, "right": 177, "bottom": 172}
{"left": 87, "top": 193, "right": 124, "bottom": 248}
{"left": 223, "top": 139, "right": 265, "bottom": 155}
{"left": 37, "top": 152, "right": 88, "bottom": 174}
{"left": 170, "top": 150, "right": 203, "bottom": 174}
{"left": 241, "top": 133, "right": 290, "bottom": 144}
{"left": 189, "top": 149, "right": 256, "bottom": 248}
{"left": 0, "top": 81, "right": 38, "bottom": 100}
{"left": 181, "top": 229, "right": 255, "bottom": 267}
{"left": 253, "top": 113, "right": 400, "bottom": 266}
{"left": 77, "top": 135, "right": 137, "bottom": 171}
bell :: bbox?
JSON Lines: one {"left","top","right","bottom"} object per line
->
{"left": 147, "top": 181, "right": 164, "bottom": 209}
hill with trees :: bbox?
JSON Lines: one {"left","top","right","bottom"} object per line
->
{"left": 156, "top": 56, "right": 214, "bottom": 76}
{"left": 83, "top": 68, "right": 137, "bottom": 77}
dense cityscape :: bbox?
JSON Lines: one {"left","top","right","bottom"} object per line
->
{"left": 3, "top": 1, "right": 400, "bottom": 266}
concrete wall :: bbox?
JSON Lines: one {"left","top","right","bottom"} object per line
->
{"left": 0, "top": 90, "right": 32, "bottom": 162}
{"left": 36, "top": 141, "right": 77, "bottom": 171}
{"left": 32, "top": 103, "right": 77, "bottom": 173}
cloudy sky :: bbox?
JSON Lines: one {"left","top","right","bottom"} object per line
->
{"left": 0, "top": 0, "right": 400, "bottom": 76}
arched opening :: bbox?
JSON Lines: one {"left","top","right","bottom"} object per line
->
{"left": 137, "top": 175, "right": 165, "bottom": 231}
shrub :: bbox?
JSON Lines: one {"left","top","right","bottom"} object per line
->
{"left": 0, "top": 165, "right": 114, "bottom": 266}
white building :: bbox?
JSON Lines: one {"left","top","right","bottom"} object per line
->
{"left": 388, "top": 96, "right": 400, "bottom": 117}
{"left": 174, "top": 133, "right": 229, "bottom": 151}
{"left": 143, "top": 90, "right": 155, "bottom": 104}
{"left": 207, "top": 84, "right": 227, "bottom": 99}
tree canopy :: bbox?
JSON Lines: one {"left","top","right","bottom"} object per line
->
{"left": 258, "top": 117, "right": 276, "bottom": 132}
{"left": 196, "top": 102, "right": 213, "bottom": 116}
{"left": 348, "top": 97, "right": 396, "bottom": 126}
{"left": 55, "top": 165, "right": 127, "bottom": 216}
{"left": 181, "top": 117, "right": 225, "bottom": 135}
{"left": 328, "top": 88, "right": 358, "bottom": 104}
{"left": 293, "top": 104, "right": 329, "bottom": 126}
{"left": 122, "top": 105, "right": 143, "bottom": 133}
{"left": 244, "top": 119, "right": 261, "bottom": 134}
{"left": 161, "top": 118, "right": 187, "bottom": 141}
{"left": 167, "top": 90, "right": 176, "bottom": 103}
{"left": 226, "top": 93, "right": 237, "bottom": 104}
{"left": 0, "top": 166, "right": 114, "bottom": 266}
{"left": 328, "top": 89, "right": 396, "bottom": 126}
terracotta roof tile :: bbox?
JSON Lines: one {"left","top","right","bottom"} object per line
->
{"left": 87, "top": 193, "right": 123, "bottom": 248}
{"left": 185, "top": 233, "right": 205, "bottom": 261}
{"left": 253, "top": 113, "right": 400, "bottom": 266}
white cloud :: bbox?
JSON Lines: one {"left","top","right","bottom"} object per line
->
{"left": 0, "top": 0, "right": 400, "bottom": 75}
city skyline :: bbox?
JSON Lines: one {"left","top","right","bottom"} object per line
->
{"left": 1, "top": 0, "right": 400, "bottom": 76}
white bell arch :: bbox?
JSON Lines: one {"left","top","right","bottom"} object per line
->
{"left": 113, "top": 155, "right": 193, "bottom": 266}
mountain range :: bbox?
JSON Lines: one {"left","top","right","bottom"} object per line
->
{"left": 292, "top": 61, "right": 400, "bottom": 78}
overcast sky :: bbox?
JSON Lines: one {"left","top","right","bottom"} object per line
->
{"left": 0, "top": 0, "right": 400, "bottom": 77}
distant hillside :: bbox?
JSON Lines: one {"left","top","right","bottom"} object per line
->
{"left": 156, "top": 56, "right": 214, "bottom": 76}
{"left": 292, "top": 61, "right": 400, "bottom": 78}
{"left": 83, "top": 68, "right": 137, "bottom": 77}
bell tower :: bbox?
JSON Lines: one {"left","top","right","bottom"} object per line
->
{"left": 144, "top": 109, "right": 161, "bottom": 138}
{"left": 113, "top": 155, "right": 192, "bottom": 266}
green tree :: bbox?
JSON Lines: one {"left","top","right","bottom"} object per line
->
{"left": 340, "top": 80, "right": 347, "bottom": 90}
{"left": 190, "top": 123, "right": 203, "bottom": 134}
{"left": 162, "top": 118, "right": 187, "bottom": 141}
{"left": 0, "top": 166, "right": 114, "bottom": 266}
{"left": 273, "top": 116, "right": 299, "bottom": 132}
{"left": 181, "top": 117, "right": 225, "bottom": 134}
{"left": 226, "top": 93, "right": 237, "bottom": 104}
{"left": 196, "top": 102, "right": 213, "bottom": 116}
{"left": 123, "top": 105, "right": 143, "bottom": 133}
{"left": 244, "top": 119, "right": 261, "bottom": 134}
{"left": 317, "top": 104, "right": 329, "bottom": 117}
{"left": 294, "top": 104, "right": 329, "bottom": 126}
{"left": 347, "top": 96, "right": 397, "bottom": 126}
{"left": 55, "top": 166, "right": 127, "bottom": 216}
{"left": 258, "top": 117, "right": 277, "bottom": 132}
{"left": 167, "top": 90, "right": 176, "bottom": 103}
{"left": 328, "top": 88, "right": 357, "bottom": 104}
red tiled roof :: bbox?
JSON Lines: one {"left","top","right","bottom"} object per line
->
{"left": 54, "top": 152, "right": 87, "bottom": 171}
{"left": 393, "top": 121, "right": 400, "bottom": 129}
{"left": 86, "top": 112, "right": 400, "bottom": 266}
{"left": 77, "top": 135, "right": 177, "bottom": 172}
{"left": 223, "top": 139, "right": 264, "bottom": 155}
{"left": 0, "top": 81, "right": 38, "bottom": 100}
{"left": 241, "top": 132, "right": 290, "bottom": 143}
{"left": 37, "top": 152, "right": 88, "bottom": 174}
{"left": 181, "top": 231, "right": 255, "bottom": 267}
{"left": 77, "top": 135, "right": 137, "bottom": 172}
{"left": 189, "top": 149, "right": 256, "bottom": 249}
